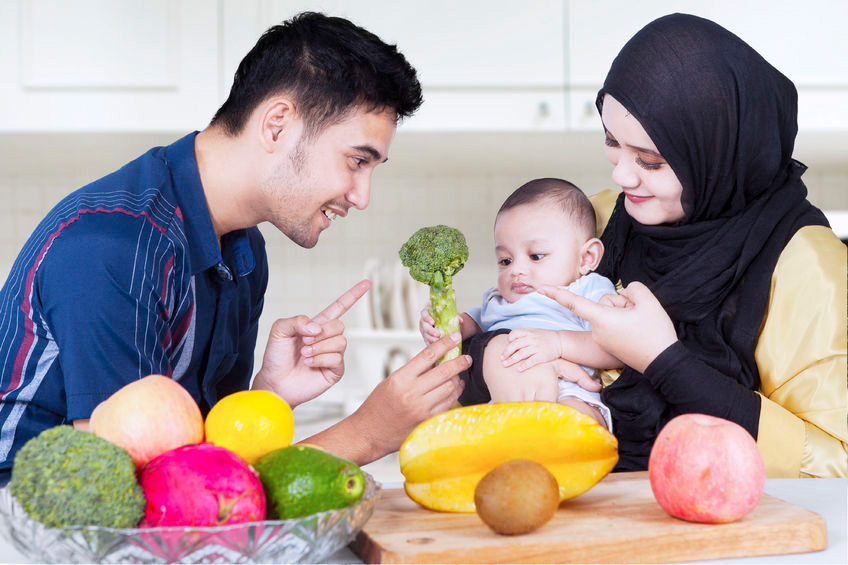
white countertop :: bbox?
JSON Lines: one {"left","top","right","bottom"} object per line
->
{"left": 0, "top": 477, "right": 844, "bottom": 564}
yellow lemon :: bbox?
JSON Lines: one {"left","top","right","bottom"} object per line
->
{"left": 204, "top": 390, "right": 294, "bottom": 464}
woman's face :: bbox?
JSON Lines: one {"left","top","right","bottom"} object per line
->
{"left": 601, "top": 94, "right": 686, "bottom": 225}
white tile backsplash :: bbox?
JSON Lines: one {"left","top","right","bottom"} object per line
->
{"left": 1, "top": 160, "right": 846, "bottom": 413}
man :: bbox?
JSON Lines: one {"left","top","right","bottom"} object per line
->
{"left": 0, "top": 12, "right": 468, "bottom": 484}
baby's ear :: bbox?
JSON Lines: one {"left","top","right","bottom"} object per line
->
{"left": 578, "top": 238, "right": 604, "bottom": 275}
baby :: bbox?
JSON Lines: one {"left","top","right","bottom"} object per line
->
{"left": 419, "top": 178, "right": 620, "bottom": 428}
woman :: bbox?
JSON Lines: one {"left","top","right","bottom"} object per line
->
{"left": 539, "top": 13, "right": 846, "bottom": 477}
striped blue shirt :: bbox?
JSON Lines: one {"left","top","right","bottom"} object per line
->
{"left": 0, "top": 133, "right": 268, "bottom": 483}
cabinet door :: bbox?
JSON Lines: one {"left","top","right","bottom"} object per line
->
{"left": 233, "top": 0, "right": 568, "bottom": 130}
{"left": 565, "top": 0, "right": 848, "bottom": 130}
{"left": 262, "top": 0, "right": 565, "bottom": 87}
{"left": 0, "top": 0, "right": 219, "bottom": 132}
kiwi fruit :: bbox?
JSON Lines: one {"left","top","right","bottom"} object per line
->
{"left": 474, "top": 459, "right": 559, "bottom": 535}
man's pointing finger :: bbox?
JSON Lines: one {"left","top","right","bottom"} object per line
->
{"left": 313, "top": 279, "right": 372, "bottom": 324}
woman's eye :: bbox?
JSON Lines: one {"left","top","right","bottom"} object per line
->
{"left": 530, "top": 253, "right": 545, "bottom": 261}
{"left": 636, "top": 156, "right": 663, "bottom": 170}
{"left": 604, "top": 135, "right": 620, "bottom": 148}
{"left": 498, "top": 258, "right": 512, "bottom": 267}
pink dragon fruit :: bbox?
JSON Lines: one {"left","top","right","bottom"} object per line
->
{"left": 139, "top": 443, "right": 266, "bottom": 527}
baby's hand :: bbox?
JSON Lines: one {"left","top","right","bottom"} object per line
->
{"left": 501, "top": 328, "right": 562, "bottom": 371}
{"left": 552, "top": 359, "right": 602, "bottom": 392}
{"left": 418, "top": 304, "right": 442, "bottom": 345}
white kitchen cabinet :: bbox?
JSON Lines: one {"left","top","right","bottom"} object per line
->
{"left": 565, "top": 0, "right": 848, "bottom": 131}
{"left": 0, "top": 0, "right": 220, "bottom": 132}
{"left": 253, "top": 0, "right": 566, "bottom": 87}
{"left": 230, "top": 0, "right": 848, "bottom": 132}
{"left": 1, "top": 1, "right": 845, "bottom": 133}
{"left": 228, "top": 0, "right": 569, "bottom": 131}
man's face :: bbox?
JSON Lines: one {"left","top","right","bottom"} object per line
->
{"left": 263, "top": 107, "right": 397, "bottom": 248}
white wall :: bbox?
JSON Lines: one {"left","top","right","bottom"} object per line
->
{"left": 1, "top": 131, "right": 845, "bottom": 326}
{"left": 1, "top": 130, "right": 845, "bottom": 320}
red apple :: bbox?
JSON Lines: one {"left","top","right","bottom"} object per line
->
{"left": 648, "top": 413, "right": 765, "bottom": 523}
{"left": 90, "top": 374, "right": 204, "bottom": 470}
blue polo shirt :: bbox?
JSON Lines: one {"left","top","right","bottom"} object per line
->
{"left": 0, "top": 133, "right": 268, "bottom": 484}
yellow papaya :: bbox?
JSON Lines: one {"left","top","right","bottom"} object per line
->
{"left": 399, "top": 402, "right": 618, "bottom": 512}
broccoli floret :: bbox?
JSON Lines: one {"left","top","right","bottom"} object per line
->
{"left": 399, "top": 225, "right": 468, "bottom": 362}
{"left": 10, "top": 425, "right": 145, "bottom": 528}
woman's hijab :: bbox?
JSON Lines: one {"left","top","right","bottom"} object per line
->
{"left": 596, "top": 13, "right": 828, "bottom": 470}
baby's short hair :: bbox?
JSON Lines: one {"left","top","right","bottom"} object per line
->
{"left": 497, "top": 178, "right": 596, "bottom": 238}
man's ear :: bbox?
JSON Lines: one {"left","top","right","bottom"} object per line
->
{"left": 578, "top": 237, "right": 604, "bottom": 275}
{"left": 258, "top": 97, "right": 298, "bottom": 152}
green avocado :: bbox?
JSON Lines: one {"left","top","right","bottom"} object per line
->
{"left": 254, "top": 444, "right": 366, "bottom": 520}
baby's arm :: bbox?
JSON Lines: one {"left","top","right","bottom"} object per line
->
{"left": 501, "top": 328, "right": 622, "bottom": 372}
{"left": 558, "top": 330, "right": 621, "bottom": 369}
{"left": 483, "top": 334, "right": 559, "bottom": 403}
{"left": 459, "top": 313, "right": 481, "bottom": 340}
{"left": 483, "top": 335, "right": 608, "bottom": 428}
{"left": 420, "top": 308, "right": 480, "bottom": 345}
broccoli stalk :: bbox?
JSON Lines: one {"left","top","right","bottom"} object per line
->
{"left": 399, "top": 225, "right": 468, "bottom": 362}
{"left": 430, "top": 271, "right": 460, "bottom": 358}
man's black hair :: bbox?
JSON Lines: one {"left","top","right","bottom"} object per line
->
{"left": 211, "top": 11, "right": 423, "bottom": 136}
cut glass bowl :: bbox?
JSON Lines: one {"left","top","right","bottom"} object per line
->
{"left": 0, "top": 472, "right": 379, "bottom": 563}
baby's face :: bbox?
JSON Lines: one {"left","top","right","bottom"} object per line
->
{"left": 494, "top": 203, "right": 587, "bottom": 303}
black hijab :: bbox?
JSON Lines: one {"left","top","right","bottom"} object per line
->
{"left": 596, "top": 14, "right": 828, "bottom": 468}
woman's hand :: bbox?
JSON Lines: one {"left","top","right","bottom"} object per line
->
{"left": 538, "top": 281, "right": 677, "bottom": 373}
{"left": 500, "top": 328, "right": 562, "bottom": 370}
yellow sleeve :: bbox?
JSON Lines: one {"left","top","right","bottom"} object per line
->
{"left": 755, "top": 226, "right": 848, "bottom": 478}
{"left": 590, "top": 189, "right": 620, "bottom": 238}
{"left": 590, "top": 191, "right": 846, "bottom": 476}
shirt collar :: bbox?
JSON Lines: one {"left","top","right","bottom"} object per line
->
{"left": 163, "top": 132, "right": 222, "bottom": 275}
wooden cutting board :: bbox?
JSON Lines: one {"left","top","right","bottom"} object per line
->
{"left": 350, "top": 471, "right": 826, "bottom": 563}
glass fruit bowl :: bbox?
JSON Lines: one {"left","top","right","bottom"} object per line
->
{"left": 0, "top": 472, "right": 379, "bottom": 564}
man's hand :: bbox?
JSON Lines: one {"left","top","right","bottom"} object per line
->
{"left": 500, "top": 328, "right": 562, "bottom": 371}
{"left": 252, "top": 280, "right": 370, "bottom": 407}
{"left": 345, "top": 333, "right": 470, "bottom": 459}
{"left": 538, "top": 282, "right": 677, "bottom": 373}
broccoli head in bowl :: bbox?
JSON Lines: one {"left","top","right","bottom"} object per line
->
{"left": 9, "top": 425, "right": 145, "bottom": 528}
